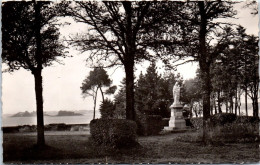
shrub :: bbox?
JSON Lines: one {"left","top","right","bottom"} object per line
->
{"left": 135, "top": 109, "right": 147, "bottom": 135}
{"left": 162, "top": 118, "right": 170, "bottom": 127}
{"left": 182, "top": 114, "right": 259, "bottom": 144}
{"left": 90, "top": 119, "right": 138, "bottom": 148}
{"left": 137, "top": 115, "right": 163, "bottom": 136}
{"left": 146, "top": 115, "right": 163, "bottom": 135}
{"left": 208, "top": 122, "right": 259, "bottom": 143}
{"left": 190, "top": 117, "right": 203, "bottom": 130}
{"left": 236, "top": 116, "right": 260, "bottom": 124}
{"left": 99, "top": 99, "right": 116, "bottom": 119}
{"left": 185, "top": 118, "right": 193, "bottom": 127}
{"left": 210, "top": 113, "right": 237, "bottom": 126}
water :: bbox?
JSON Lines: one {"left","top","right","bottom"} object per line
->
{"left": 2, "top": 112, "right": 101, "bottom": 127}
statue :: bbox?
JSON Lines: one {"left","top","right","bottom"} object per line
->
{"left": 173, "top": 82, "right": 180, "bottom": 105}
{"left": 164, "top": 81, "right": 186, "bottom": 130}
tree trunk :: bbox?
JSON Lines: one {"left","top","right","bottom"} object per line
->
{"left": 217, "top": 90, "right": 222, "bottom": 113}
{"left": 124, "top": 61, "right": 135, "bottom": 121}
{"left": 244, "top": 52, "right": 248, "bottom": 116}
{"left": 99, "top": 86, "right": 104, "bottom": 102}
{"left": 210, "top": 105, "right": 213, "bottom": 115}
{"left": 230, "top": 95, "right": 233, "bottom": 113}
{"left": 198, "top": 1, "right": 211, "bottom": 144}
{"left": 201, "top": 64, "right": 211, "bottom": 135}
{"left": 34, "top": 70, "right": 45, "bottom": 147}
{"left": 194, "top": 103, "right": 198, "bottom": 118}
{"left": 210, "top": 95, "right": 214, "bottom": 115}
{"left": 251, "top": 59, "right": 259, "bottom": 117}
{"left": 252, "top": 99, "right": 258, "bottom": 117}
{"left": 190, "top": 100, "right": 194, "bottom": 118}
{"left": 235, "top": 88, "right": 238, "bottom": 116}
{"left": 93, "top": 87, "right": 98, "bottom": 119}
{"left": 123, "top": 2, "right": 136, "bottom": 121}
{"left": 201, "top": 66, "right": 211, "bottom": 144}
{"left": 245, "top": 87, "right": 248, "bottom": 116}
{"left": 34, "top": 1, "right": 45, "bottom": 147}
{"left": 226, "top": 100, "right": 228, "bottom": 113}
{"left": 238, "top": 103, "right": 241, "bottom": 116}
{"left": 238, "top": 89, "right": 241, "bottom": 116}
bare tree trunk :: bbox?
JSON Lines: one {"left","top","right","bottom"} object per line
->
{"left": 34, "top": 1, "right": 45, "bottom": 147}
{"left": 123, "top": 2, "right": 136, "bottom": 121}
{"left": 34, "top": 70, "right": 45, "bottom": 147}
{"left": 125, "top": 61, "right": 136, "bottom": 121}
{"left": 244, "top": 51, "right": 248, "bottom": 116}
{"left": 238, "top": 88, "right": 241, "bottom": 116}
{"left": 235, "top": 88, "right": 238, "bottom": 116}
{"left": 214, "top": 98, "right": 217, "bottom": 114}
{"left": 93, "top": 87, "right": 98, "bottom": 119}
{"left": 252, "top": 99, "right": 258, "bottom": 117}
{"left": 190, "top": 100, "right": 194, "bottom": 118}
{"left": 194, "top": 104, "right": 198, "bottom": 118}
{"left": 245, "top": 87, "right": 248, "bottom": 116}
{"left": 252, "top": 59, "right": 259, "bottom": 117}
{"left": 230, "top": 95, "right": 233, "bottom": 113}
{"left": 198, "top": 1, "right": 211, "bottom": 144}
{"left": 226, "top": 99, "right": 228, "bottom": 113}
{"left": 238, "top": 103, "right": 241, "bottom": 116}
{"left": 99, "top": 86, "right": 104, "bottom": 102}
{"left": 217, "top": 90, "right": 222, "bottom": 113}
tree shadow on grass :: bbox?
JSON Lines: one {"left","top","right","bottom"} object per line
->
{"left": 3, "top": 135, "right": 145, "bottom": 163}
{"left": 4, "top": 144, "right": 62, "bottom": 162}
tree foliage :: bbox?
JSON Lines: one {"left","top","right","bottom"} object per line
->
{"left": 99, "top": 99, "right": 116, "bottom": 119}
{"left": 210, "top": 26, "right": 259, "bottom": 117}
{"left": 59, "top": 1, "right": 182, "bottom": 121}
{"left": 2, "top": 1, "right": 65, "bottom": 72}
{"left": 181, "top": 76, "right": 203, "bottom": 117}
{"left": 135, "top": 62, "right": 183, "bottom": 117}
{"left": 81, "top": 67, "right": 116, "bottom": 119}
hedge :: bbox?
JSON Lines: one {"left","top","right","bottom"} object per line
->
{"left": 190, "top": 113, "right": 260, "bottom": 130}
{"left": 145, "top": 115, "right": 163, "bottom": 135}
{"left": 210, "top": 113, "right": 237, "bottom": 126}
{"left": 90, "top": 119, "right": 138, "bottom": 148}
{"left": 136, "top": 115, "right": 163, "bottom": 136}
{"left": 190, "top": 117, "right": 203, "bottom": 130}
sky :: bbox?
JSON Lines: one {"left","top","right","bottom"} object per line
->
{"left": 1, "top": 2, "right": 259, "bottom": 114}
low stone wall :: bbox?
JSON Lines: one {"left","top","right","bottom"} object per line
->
{"left": 2, "top": 123, "right": 89, "bottom": 133}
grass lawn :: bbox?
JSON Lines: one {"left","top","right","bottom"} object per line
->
{"left": 3, "top": 131, "right": 260, "bottom": 164}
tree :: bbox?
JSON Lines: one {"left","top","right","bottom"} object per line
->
{"left": 60, "top": 2, "right": 179, "bottom": 121}
{"left": 99, "top": 99, "right": 116, "bottom": 119}
{"left": 214, "top": 26, "right": 259, "bottom": 117}
{"left": 135, "top": 62, "right": 181, "bottom": 117}
{"left": 181, "top": 76, "right": 203, "bottom": 117}
{"left": 202, "top": 24, "right": 259, "bottom": 117}
{"left": 80, "top": 67, "right": 116, "bottom": 119}
{"left": 245, "top": 35, "right": 259, "bottom": 117}
{"left": 154, "top": 1, "right": 237, "bottom": 143}
{"left": 135, "top": 62, "right": 162, "bottom": 115}
{"left": 2, "top": 1, "right": 65, "bottom": 147}
{"left": 114, "top": 78, "right": 127, "bottom": 119}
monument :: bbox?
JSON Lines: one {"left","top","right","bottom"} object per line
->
{"left": 164, "top": 82, "right": 186, "bottom": 130}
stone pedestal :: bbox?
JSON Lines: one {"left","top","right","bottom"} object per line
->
{"left": 164, "top": 103, "right": 186, "bottom": 130}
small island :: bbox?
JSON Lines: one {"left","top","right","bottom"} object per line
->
{"left": 11, "top": 111, "right": 50, "bottom": 117}
{"left": 12, "top": 111, "right": 36, "bottom": 117}
{"left": 56, "top": 110, "right": 83, "bottom": 116}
